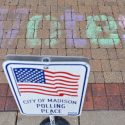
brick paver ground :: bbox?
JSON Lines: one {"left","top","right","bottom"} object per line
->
{"left": 0, "top": 83, "right": 125, "bottom": 111}
{"left": 0, "top": 0, "right": 125, "bottom": 119}
{"left": 0, "top": 0, "right": 125, "bottom": 84}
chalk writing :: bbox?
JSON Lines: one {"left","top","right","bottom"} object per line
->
{"left": 27, "top": 15, "right": 43, "bottom": 47}
{"left": 0, "top": 8, "right": 29, "bottom": 46}
{"left": 118, "top": 15, "right": 125, "bottom": 39}
{"left": 61, "top": 10, "right": 87, "bottom": 48}
{"left": 0, "top": 8, "right": 124, "bottom": 48}
{"left": 27, "top": 15, "right": 61, "bottom": 48}
{"left": 86, "top": 15, "right": 120, "bottom": 46}
{"left": 44, "top": 15, "right": 61, "bottom": 47}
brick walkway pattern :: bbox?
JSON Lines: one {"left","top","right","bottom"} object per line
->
{"left": 0, "top": 0, "right": 125, "bottom": 110}
{"left": 0, "top": 83, "right": 125, "bottom": 111}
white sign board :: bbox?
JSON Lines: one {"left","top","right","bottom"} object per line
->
{"left": 3, "top": 56, "right": 90, "bottom": 116}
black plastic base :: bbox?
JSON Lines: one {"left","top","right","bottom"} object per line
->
{"left": 40, "top": 116, "right": 70, "bottom": 125}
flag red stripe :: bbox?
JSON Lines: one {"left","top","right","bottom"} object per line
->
{"left": 20, "top": 91, "right": 59, "bottom": 96}
{"left": 45, "top": 82, "right": 78, "bottom": 86}
{"left": 46, "top": 80, "right": 78, "bottom": 86}
{"left": 19, "top": 88, "right": 77, "bottom": 93}
{"left": 46, "top": 78, "right": 78, "bottom": 83}
{"left": 18, "top": 83, "right": 78, "bottom": 87}
{"left": 45, "top": 75, "right": 79, "bottom": 80}
{"left": 20, "top": 91, "right": 78, "bottom": 96}
{"left": 44, "top": 70, "right": 80, "bottom": 77}
{"left": 19, "top": 88, "right": 57, "bottom": 93}
{"left": 18, "top": 84, "right": 78, "bottom": 90}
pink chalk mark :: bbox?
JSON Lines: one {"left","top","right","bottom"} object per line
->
{"left": 74, "top": 39, "right": 87, "bottom": 48}
{"left": 123, "top": 35, "right": 125, "bottom": 39}
{"left": 0, "top": 8, "right": 29, "bottom": 45}
{"left": 61, "top": 10, "right": 87, "bottom": 47}
{"left": 66, "top": 39, "right": 74, "bottom": 48}
{"left": 118, "top": 16, "right": 125, "bottom": 28}
{"left": 118, "top": 15, "right": 125, "bottom": 42}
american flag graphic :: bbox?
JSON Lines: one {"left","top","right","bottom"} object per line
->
{"left": 13, "top": 68, "right": 80, "bottom": 96}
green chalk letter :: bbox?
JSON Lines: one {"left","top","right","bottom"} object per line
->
{"left": 27, "top": 15, "right": 61, "bottom": 48}
{"left": 27, "top": 15, "right": 43, "bottom": 47}
{"left": 86, "top": 15, "right": 120, "bottom": 46}
{"left": 43, "top": 15, "right": 61, "bottom": 47}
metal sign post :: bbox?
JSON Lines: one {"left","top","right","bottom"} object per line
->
{"left": 40, "top": 116, "right": 56, "bottom": 125}
{"left": 40, "top": 116, "right": 70, "bottom": 125}
{"left": 3, "top": 55, "right": 90, "bottom": 125}
{"left": 50, "top": 116, "right": 55, "bottom": 125}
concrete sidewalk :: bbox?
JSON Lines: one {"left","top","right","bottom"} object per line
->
{"left": 1, "top": 111, "right": 125, "bottom": 125}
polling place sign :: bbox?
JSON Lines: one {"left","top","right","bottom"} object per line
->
{"left": 3, "top": 55, "right": 90, "bottom": 116}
